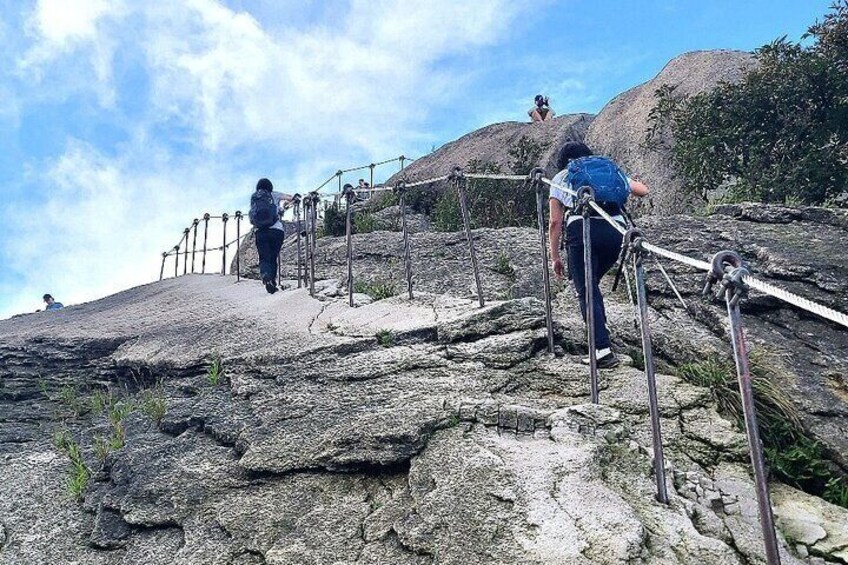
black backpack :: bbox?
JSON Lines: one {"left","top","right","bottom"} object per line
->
{"left": 249, "top": 190, "right": 278, "bottom": 228}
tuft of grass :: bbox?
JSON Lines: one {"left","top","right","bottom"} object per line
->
{"left": 679, "top": 352, "right": 848, "bottom": 508}
{"left": 375, "top": 329, "right": 395, "bottom": 348}
{"left": 354, "top": 281, "right": 397, "bottom": 301}
{"left": 207, "top": 357, "right": 225, "bottom": 387}
{"left": 54, "top": 383, "right": 88, "bottom": 417}
{"left": 491, "top": 252, "right": 515, "bottom": 278}
{"left": 90, "top": 389, "right": 115, "bottom": 415}
{"left": 140, "top": 383, "right": 167, "bottom": 426}
{"left": 53, "top": 429, "right": 91, "bottom": 500}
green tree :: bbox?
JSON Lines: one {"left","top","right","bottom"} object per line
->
{"left": 647, "top": 2, "right": 848, "bottom": 207}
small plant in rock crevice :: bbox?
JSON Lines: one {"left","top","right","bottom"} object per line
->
{"left": 207, "top": 357, "right": 225, "bottom": 387}
{"left": 139, "top": 383, "right": 167, "bottom": 426}
{"left": 375, "top": 329, "right": 395, "bottom": 347}
{"left": 53, "top": 429, "right": 90, "bottom": 500}
{"left": 354, "top": 281, "right": 397, "bottom": 301}
{"left": 678, "top": 352, "right": 848, "bottom": 508}
{"left": 491, "top": 252, "right": 516, "bottom": 278}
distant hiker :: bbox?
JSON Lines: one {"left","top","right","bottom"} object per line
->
{"left": 358, "top": 179, "right": 370, "bottom": 190}
{"left": 43, "top": 294, "right": 64, "bottom": 311}
{"left": 529, "top": 94, "right": 554, "bottom": 122}
{"left": 548, "top": 142, "right": 648, "bottom": 368}
{"left": 249, "top": 178, "right": 292, "bottom": 294}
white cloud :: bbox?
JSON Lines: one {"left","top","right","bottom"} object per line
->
{"left": 0, "top": 0, "right": 530, "bottom": 319}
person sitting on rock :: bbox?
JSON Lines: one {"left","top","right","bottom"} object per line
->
{"left": 249, "top": 178, "right": 292, "bottom": 294}
{"left": 529, "top": 94, "right": 554, "bottom": 122}
{"left": 42, "top": 294, "right": 64, "bottom": 311}
{"left": 548, "top": 141, "right": 648, "bottom": 368}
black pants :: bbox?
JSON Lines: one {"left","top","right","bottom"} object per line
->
{"left": 255, "top": 228, "right": 285, "bottom": 282}
{"left": 566, "top": 218, "right": 623, "bottom": 350}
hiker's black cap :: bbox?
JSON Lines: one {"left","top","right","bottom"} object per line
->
{"left": 256, "top": 178, "right": 273, "bottom": 192}
{"left": 43, "top": 294, "right": 52, "bottom": 301}
{"left": 556, "top": 142, "right": 593, "bottom": 170}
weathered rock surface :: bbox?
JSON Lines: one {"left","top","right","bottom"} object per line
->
{"left": 388, "top": 113, "right": 594, "bottom": 185}
{"left": 585, "top": 49, "right": 756, "bottom": 215}
{"left": 1, "top": 238, "right": 844, "bottom": 563}
{"left": 234, "top": 203, "right": 848, "bottom": 470}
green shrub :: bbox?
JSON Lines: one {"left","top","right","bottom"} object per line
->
{"left": 646, "top": 3, "right": 848, "bottom": 207}
{"left": 353, "top": 212, "right": 378, "bottom": 234}
{"left": 322, "top": 203, "right": 347, "bottom": 237}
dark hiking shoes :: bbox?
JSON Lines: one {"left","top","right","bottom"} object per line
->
{"left": 263, "top": 278, "right": 278, "bottom": 294}
{"left": 581, "top": 350, "right": 620, "bottom": 369}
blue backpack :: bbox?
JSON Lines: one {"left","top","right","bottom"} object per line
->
{"left": 565, "top": 156, "right": 630, "bottom": 213}
{"left": 249, "top": 190, "right": 278, "bottom": 228}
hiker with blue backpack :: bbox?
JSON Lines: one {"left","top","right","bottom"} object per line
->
{"left": 250, "top": 178, "right": 292, "bottom": 294}
{"left": 548, "top": 142, "right": 648, "bottom": 368}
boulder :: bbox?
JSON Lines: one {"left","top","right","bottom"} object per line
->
{"left": 585, "top": 49, "right": 756, "bottom": 215}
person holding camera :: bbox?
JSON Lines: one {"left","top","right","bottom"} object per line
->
{"left": 529, "top": 94, "right": 554, "bottom": 122}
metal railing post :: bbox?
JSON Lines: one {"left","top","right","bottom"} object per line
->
{"left": 343, "top": 183, "right": 355, "bottom": 306}
{"left": 399, "top": 155, "right": 405, "bottom": 172}
{"left": 306, "top": 192, "right": 318, "bottom": 296}
{"left": 624, "top": 229, "right": 669, "bottom": 504}
{"left": 173, "top": 245, "right": 180, "bottom": 278}
{"left": 531, "top": 168, "right": 555, "bottom": 354}
{"left": 277, "top": 208, "right": 284, "bottom": 288}
{"left": 394, "top": 181, "right": 414, "bottom": 300}
{"left": 293, "top": 194, "right": 303, "bottom": 288}
{"left": 369, "top": 163, "right": 375, "bottom": 196}
{"left": 235, "top": 211, "right": 242, "bottom": 282}
{"left": 708, "top": 251, "right": 781, "bottom": 565}
{"left": 221, "top": 213, "right": 229, "bottom": 275}
{"left": 577, "top": 186, "right": 599, "bottom": 403}
{"left": 201, "top": 213, "right": 210, "bottom": 274}
{"left": 452, "top": 168, "right": 484, "bottom": 307}
{"left": 159, "top": 252, "right": 167, "bottom": 281}
{"left": 191, "top": 219, "right": 199, "bottom": 273}
{"left": 182, "top": 228, "right": 190, "bottom": 275}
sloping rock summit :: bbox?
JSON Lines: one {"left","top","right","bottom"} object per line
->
{"left": 585, "top": 49, "right": 756, "bottom": 215}
{"left": 3, "top": 203, "right": 848, "bottom": 564}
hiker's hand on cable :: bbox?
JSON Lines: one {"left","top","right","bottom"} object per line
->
{"left": 553, "top": 257, "right": 565, "bottom": 280}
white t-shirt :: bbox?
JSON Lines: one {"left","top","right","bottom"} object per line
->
{"left": 549, "top": 169, "right": 627, "bottom": 226}
{"left": 269, "top": 191, "right": 289, "bottom": 231}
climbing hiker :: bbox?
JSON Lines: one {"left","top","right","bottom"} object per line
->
{"left": 249, "top": 178, "right": 292, "bottom": 294}
{"left": 529, "top": 94, "right": 554, "bottom": 122}
{"left": 42, "top": 294, "right": 64, "bottom": 311}
{"left": 548, "top": 141, "right": 648, "bottom": 368}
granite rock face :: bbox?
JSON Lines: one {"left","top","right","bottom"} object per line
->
{"left": 3, "top": 202, "right": 847, "bottom": 564}
{"left": 585, "top": 49, "right": 756, "bottom": 216}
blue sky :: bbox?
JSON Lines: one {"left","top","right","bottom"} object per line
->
{"left": 0, "top": 0, "right": 834, "bottom": 319}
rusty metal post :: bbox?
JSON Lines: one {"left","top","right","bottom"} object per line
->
{"left": 201, "top": 213, "right": 210, "bottom": 274}
{"left": 709, "top": 251, "right": 781, "bottom": 565}
{"left": 235, "top": 211, "right": 242, "bottom": 282}
{"left": 394, "top": 181, "right": 414, "bottom": 300}
{"left": 182, "top": 228, "right": 190, "bottom": 275}
{"left": 221, "top": 213, "right": 229, "bottom": 275}
{"left": 531, "top": 168, "right": 555, "bottom": 354}
{"left": 577, "top": 186, "right": 599, "bottom": 404}
{"left": 343, "top": 183, "right": 355, "bottom": 306}
{"left": 452, "top": 168, "right": 484, "bottom": 307}
{"left": 293, "top": 194, "right": 303, "bottom": 288}
{"left": 307, "top": 192, "right": 318, "bottom": 296}
{"left": 625, "top": 229, "right": 669, "bottom": 504}
{"left": 191, "top": 219, "right": 199, "bottom": 273}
